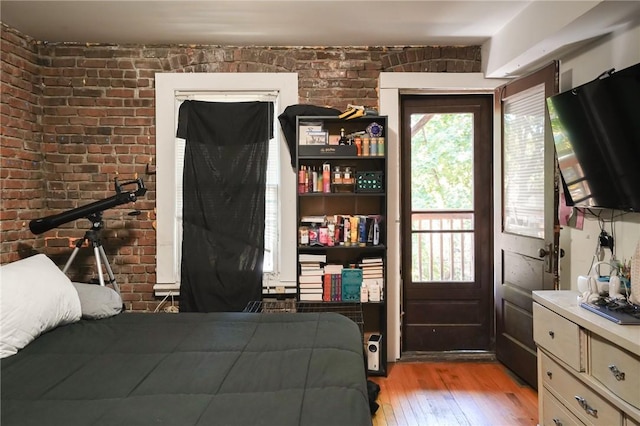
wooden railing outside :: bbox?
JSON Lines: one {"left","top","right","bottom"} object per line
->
{"left": 411, "top": 211, "right": 474, "bottom": 282}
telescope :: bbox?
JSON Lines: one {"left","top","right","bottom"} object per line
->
{"left": 29, "top": 177, "right": 147, "bottom": 235}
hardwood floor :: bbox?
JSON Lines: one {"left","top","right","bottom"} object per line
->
{"left": 369, "top": 361, "right": 538, "bottom": 426}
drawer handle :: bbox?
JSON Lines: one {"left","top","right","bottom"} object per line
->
{"left": 548, "top": 330, "right": 555, "bottom": 338}
{"left": 574, "top": 395, "right": 598, "bottom": 417}
{"left": 552, "top": 419, "right": 563, "bottom": 426}
{"left": 546, "top": 371, "right": 553, "bottom": 379}
{"left": 608, "top": 365, "right": 625, "bottom": 381}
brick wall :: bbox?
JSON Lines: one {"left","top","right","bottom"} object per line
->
{"left": 0, "top": 25, "right": 43, "bottom": 262}
{"left": 0, "top": 23, "right": 481, "bottom": 311}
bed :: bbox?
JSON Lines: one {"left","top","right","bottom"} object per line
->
{"left": 1, "top": 255, "right": 373, "bottom": 426}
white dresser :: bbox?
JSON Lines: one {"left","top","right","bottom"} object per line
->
{"left": 533, "top": 290, "right": 640, "bottom": 426}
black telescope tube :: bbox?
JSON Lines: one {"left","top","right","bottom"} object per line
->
{"left": 29, "top": 192, "right": 138, "bottom": 235}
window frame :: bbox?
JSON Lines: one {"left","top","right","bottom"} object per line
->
{"left": 155, "top": 73, "right": 298, "bottom": 292}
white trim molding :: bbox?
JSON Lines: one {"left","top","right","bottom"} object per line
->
{"left": 378, "top": 72, "right": 509, "bottom": 362}
{"left": 154, "top": 73, "right": 299, "bottom": 288}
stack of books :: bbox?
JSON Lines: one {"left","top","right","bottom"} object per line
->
{"left": 360, "top": 256, "right": 384, "bottom": 302}
{"left": 298, "top": 253, "right": 326, "bottom": 301}
{"left": 323, "top": 263, "right": 344, "bottom": 301}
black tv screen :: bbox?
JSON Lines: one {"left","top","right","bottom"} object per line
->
{"left": 547, "top": 62, "right": 640, "bottom": 212}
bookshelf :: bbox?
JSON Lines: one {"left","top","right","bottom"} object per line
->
{"left": 295, "top": 115, "right": 388, "bottom": 376}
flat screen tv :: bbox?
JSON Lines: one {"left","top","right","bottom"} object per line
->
{"left": 547, "top": 62, "right": 640, "bottom": 212}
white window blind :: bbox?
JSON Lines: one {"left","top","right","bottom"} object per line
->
{"left": 174, "top": 92, "right": 280, "bottom": 283}
{"left": 503, "top": 84, "right": 546, "bottom": 238}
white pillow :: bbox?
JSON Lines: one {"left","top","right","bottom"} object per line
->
{"left": 0, "top": 254, "right": 82, "bottom": 358}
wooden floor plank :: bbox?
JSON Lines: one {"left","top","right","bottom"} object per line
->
{"left": 370, "top": 361, "right": 538, "bottom": 426}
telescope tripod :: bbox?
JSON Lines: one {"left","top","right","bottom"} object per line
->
{"left": 62, "top": 212, "right": 120, "bottom": 295}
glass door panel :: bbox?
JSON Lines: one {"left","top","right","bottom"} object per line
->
{"left": 410, "top": 113, "right": 474, "bottom": 283}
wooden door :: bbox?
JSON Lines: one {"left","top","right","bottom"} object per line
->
{"left": 495, "top": 62, "right": 560, "bottom": 389}
{"left": 401, "top": 94, "right": 493, "bottom": 352}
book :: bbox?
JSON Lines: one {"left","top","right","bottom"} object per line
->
{"left": 323, "top": 273, "right": 331, "bottom": 301}
{"left": 362, "top": 268, "right": 384, "bottom": 278}
{"left": 300, "top": 263, "right": 322, "bottom": 270}
{"left": 300, "top": 268, "right": 324, "bottom": 276}
{"left": 360, "top": 262, "right": 383, "bottom": 268}
{"left": 299, "top": 282, "right": 323, "bottom": 288}
{"left": 363, "top": 274, "right": 383, "bottom": 280}
{"left": 362, "top": 277, "right": 384, "bottom": 287}
{"left": 341, "top": 268, "right": 363, "bottom": 302}
{"left": 262, "top": 282, "right": 296, "bottom": 289}
{"left": 263, "top": 287, "right": 297, "bottom": 295}
{"left": 298, "top": 253, "right": 327, "bottom": 263}
{"left": 323, "top": 263, "right": 344, "bottom": 274}
{"left": 300, "top": 215, "right": 326, "bottom": 224}
{"left": 299, "top": 274, "right": 323, "bottom": 284}
{"left": 332, "top": 273, "right": 342, "bottom": 301}
{"left": 299, "top": 287, "right": 323, "bottom": 294}
{"left": 363, "top": 275, "right": 383, "bottom": 280}
{"left": 299, "top": 293, "right": 323, "bottom": 301}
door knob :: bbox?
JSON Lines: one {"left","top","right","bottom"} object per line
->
{"left": 538, "top": 248, "right": 549, "bottom": 258}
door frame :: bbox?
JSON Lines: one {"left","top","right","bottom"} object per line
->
{"left": 379, "top": 73, "right": 509, "bottom": 361}
{"left": 400, "top": 94, "right": 494, "bottom": 352}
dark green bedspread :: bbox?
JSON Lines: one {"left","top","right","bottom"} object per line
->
{"left": 1, "top": 312, "right": 372, "bottom": 426}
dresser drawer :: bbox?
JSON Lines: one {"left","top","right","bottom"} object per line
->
{"left": 591, "top": 333, "right": 640, "bottom": 410}
{"left": 534, "top": 303, "right": 584, "bottom": 371}
{"left": 541, "top": 351, "right": 621, "bottom": 426}
{"left": 542, "top": 391, "right": 585, "bottom": 426}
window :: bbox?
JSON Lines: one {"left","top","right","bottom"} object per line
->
{"left": 503, "top": 84, "right": 546, "bottom": 239}
{"left": 155, "top": 73, "right": 298, "bottom": 294}
{"left": 409, "top": 112, "right": 475, "bottom": 282}
{"left": 174, "top": 93, "right": 279, "bottom": 278}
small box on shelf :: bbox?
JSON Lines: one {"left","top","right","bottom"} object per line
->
{"left": 341, "top": 268, "right": 363, "bottom": 302}
{"left": 356, "top": 171, "right": 384, "bottom": 193}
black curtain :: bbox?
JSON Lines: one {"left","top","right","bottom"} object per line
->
{"left": 177, "top": 100, "right": 273, "bottom": 312}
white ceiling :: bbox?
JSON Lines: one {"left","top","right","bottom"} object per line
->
{"left": 0, "top": 1, "right": 531, "bottom": 46}
{"left": 2, "top": 1, "right": 640, "bottom": 77}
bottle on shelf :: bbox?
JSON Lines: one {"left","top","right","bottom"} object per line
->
{"left": 377, "top": 137, "right": 385, "bottom": 156}
{"left": 338, "top": 128, "right": 349, "bottom": 145}
{"left": 299, "top": 226, "right": 309, "bottom": 245}
{"left": 298, "top": 165, "right": 306, "bottom": 194}
{"left": 362, "top": 136, "right": 370, "bottom": 156}
{"left": 343, "top": 216, "right": 351, "bottom": 246}
{"left": 322, "top": 163, "right": 331, "bottom": 193}
{"left": 312, "top": 167, "right": 318, "bottom": 192}
{"left": 354, "top": 136, "right": 362, "bottom": 156}
{"left": 370, "top": 137, "right": 378, "bottom": 156}
{"left": 332, "top": 166, "right": 342, "bottom": 186}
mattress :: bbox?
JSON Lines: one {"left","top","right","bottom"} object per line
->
{"left": 1, "top": 311, "right": 372, "bottom": 426}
